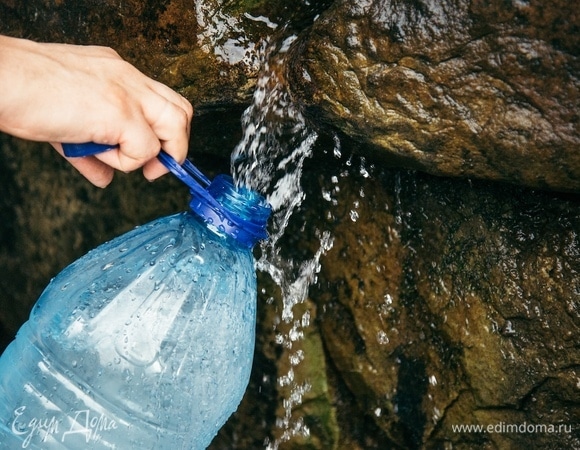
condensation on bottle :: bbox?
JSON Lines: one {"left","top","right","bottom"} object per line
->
{"left": 0, "top": 157, "right": 271, "bottom": 449}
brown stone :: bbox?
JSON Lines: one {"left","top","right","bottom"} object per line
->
{"left": 299, "top": 148, "right": 580, "bottom": 448}
{"left": 288, "top": 0, "right": 580, "bottom": 192}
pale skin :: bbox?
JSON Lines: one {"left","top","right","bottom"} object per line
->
{"left": 0, "top": 35, "right": 194, "bottom": 188}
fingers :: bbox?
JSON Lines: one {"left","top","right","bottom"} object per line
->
{"left": 93, "top": 116, "right": 160, "bottom": 174}
{"left": 147, "top": 77, "right": 194, "bottom": 130}
{"left": 58, "top": 85, "right": 192, "bottom": 186}
{"left": 92, "top": 83, "right": 192, "bottom": 181}
{"left": 145, "top": 79, "right": 194, "bottom": 158}
{"left": 141, "top": 91, "right": 193, "bottom": 181}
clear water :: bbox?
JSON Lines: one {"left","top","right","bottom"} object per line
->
{"left": 231, "top": 36, "right": 335, "bottom": 448}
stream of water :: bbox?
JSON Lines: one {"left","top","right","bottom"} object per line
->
{"left": 230, "top": 33, "right": 334, "bottom": 449}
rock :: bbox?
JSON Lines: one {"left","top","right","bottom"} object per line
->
{"left": 296, "top": 143, "right": 580, "bottom": 449}
{"left": 288, "top": 0, "right": 580, "bottom": 192}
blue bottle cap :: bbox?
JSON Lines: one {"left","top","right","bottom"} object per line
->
{"left": 158, "top": 151, "right": 271, "bottom": 248}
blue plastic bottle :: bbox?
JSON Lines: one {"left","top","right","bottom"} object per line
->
{"left": 0, "top": 151, "right": 271, "bottom": 449}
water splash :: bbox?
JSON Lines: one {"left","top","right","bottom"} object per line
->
{"left": 231, "top": 35, "right": 334, "bottom": 448}
{"left": 195, "top": 0, "right": 269, "bottom": 67}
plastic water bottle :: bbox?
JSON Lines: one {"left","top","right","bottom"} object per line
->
{"left": 0, "top": 150, "right": 271, "bottom": 449}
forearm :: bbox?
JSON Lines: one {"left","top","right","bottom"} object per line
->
{"left": 0, "top": 35, "right": 41, "bottom": 139}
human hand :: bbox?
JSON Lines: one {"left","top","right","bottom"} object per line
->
{"left": 0, "top": 35, "right": 193, "bottom": 187}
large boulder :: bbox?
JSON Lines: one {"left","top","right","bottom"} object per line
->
{"left": 288, "top": 0, "right": 580, "bottom": 192}
{"left": 295, "top": 144, "right": 580, "bottom": 449}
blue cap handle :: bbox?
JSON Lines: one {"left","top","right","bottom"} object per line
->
{"left": 61, "top": 142, "right": 270, "bottom": 247}
{"left": 61, "top": 142, "right": 213, "bottom": 203}
{"left": 62, "top": 142, "right": 117, "bottom": 157}
{"left": 62, "top": 142, "right": 212, "bottom": 201}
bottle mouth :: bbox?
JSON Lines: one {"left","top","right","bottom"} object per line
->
{"left": 158, "top": 151, "right": 271, "bottom": 248}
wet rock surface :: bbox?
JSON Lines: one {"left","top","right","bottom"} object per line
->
{"left": 212, "top": 135, "right": 580, "bottom": 450}
{"left": 2, "top": 0, "right": 576, "bottom": 191}
{"left": 295, "top": 140, "right": 580, "bottom": 448}
{"left": 288, "top": 0, "right": 580, "bottom": 192}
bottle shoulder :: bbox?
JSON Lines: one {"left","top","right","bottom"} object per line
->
{"left": 29, "top": 211, "right": 256, "bottom": 331}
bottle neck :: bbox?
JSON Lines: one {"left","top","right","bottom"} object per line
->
{"left": 190, "top": 175, "right": 271, "bottom": 249}
{"left": 157, "top": 152, "right": 271, "bottom": 249}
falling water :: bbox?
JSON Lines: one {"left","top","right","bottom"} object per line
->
{"left": 231, "top": 35, "right": 334, "bottom": 448}
{"left": 195, "top": 0, "right": 337, "bottom": 445}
